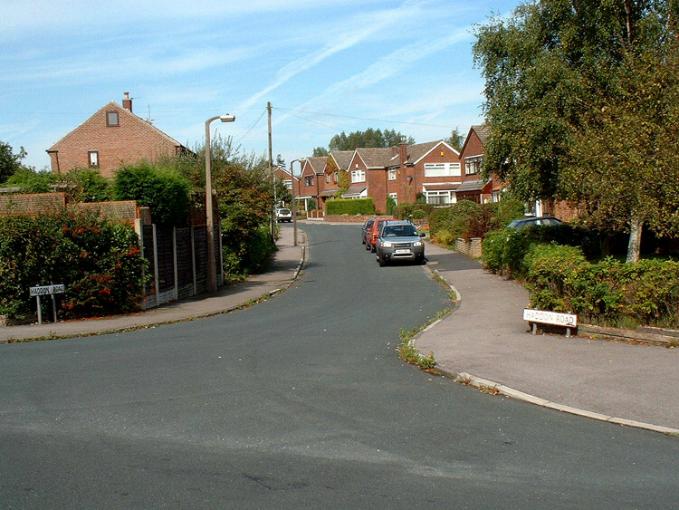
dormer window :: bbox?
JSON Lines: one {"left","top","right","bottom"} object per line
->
{"left": 106, "top": 111, "right": 119, "bottom": 127}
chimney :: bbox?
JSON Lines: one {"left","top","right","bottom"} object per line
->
{"left": 122, "top": 91, "right": 132, "bottom": 112}
{"left": 398, "top": 143, "right": 408, "bottom": 165}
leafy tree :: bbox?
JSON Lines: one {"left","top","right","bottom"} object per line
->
{"left": 112, "top": 163, "right": 190, "bottom": 226}
{"left": 0, "top": 141, "right": 27, "bottom": 183}
{"left": 326, "top": 128, "right": 414, "bottom": 151}
{"left": 6, "top": 167, "right": 55, "bottom": 192}
{"left": 474, "top": 0, "right": 679, "bottom": 261}
{"left": 447, "top": 128, "right": 464, "bottom": 151}
{"left": 312, "top": 147, "right": 329, "bottom": 157}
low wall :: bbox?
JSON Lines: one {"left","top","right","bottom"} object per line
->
{"left": 455, "top": 237, "right": 483, "bottom": 258}
{"left": 324, "top": 215, "right": 394, "bottom": 223}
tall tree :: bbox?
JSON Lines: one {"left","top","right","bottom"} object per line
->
{"left": 474, "top": 0, "right": 679, "bottom": 261}
{"left": 326, "top": 128, "right": 414, "bottom": 151}
{"left": 447, "top": 128, "right": 464, "bottom": 151}
{"left": 0, "top": 141, "right": 27, "bottom": 183}
{"left": 312, "top": 147, "right": 329, "bottom": 157}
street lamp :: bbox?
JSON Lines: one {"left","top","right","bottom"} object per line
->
{"left": 205, "top": 113, "right": 236, "bottom": 293}
{"left": 289, "top": 159, "right": 302, "bottom": 247}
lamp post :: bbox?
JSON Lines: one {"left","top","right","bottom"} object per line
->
{"left": 204, "top": 114, "right": 235, "bottom": 293}
{"left": 289, "top": 159, "right": 302, "bottom": 247}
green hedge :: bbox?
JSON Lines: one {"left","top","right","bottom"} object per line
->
{"left": 394, "top": 203, "right": 435, "bottom": 221}
{"left": 325, "top": 198, "right": 375, "bottom": 215}
{"left": 525, "top": 244, "right": 679, "bottom": 328}
{"left": 0, "top": 212, "right": 145, "bottom": 321}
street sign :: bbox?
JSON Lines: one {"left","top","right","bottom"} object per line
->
{"left": 29, "top": 284, "right": 65, "bottom": 297}
{"left": 29, "top": 284, "right": 65, "bottom": 324}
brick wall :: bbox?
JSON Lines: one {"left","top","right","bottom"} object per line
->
{"left": 0, "top": 192, "right": 66, "bottom": 215}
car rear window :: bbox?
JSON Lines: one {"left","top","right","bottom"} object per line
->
{"left": 279, "top": 209, "right": 291, "bottom": 214}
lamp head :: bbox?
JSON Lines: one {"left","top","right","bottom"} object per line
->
{"left": 219, "top": 114, "right": 236, "bottom": 122}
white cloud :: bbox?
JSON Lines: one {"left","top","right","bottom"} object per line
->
{"left": 235, "top": 1, "right": 423, "bottom": 111}
{"left": 276, "top": 27, "right": 474, "bottom": 125}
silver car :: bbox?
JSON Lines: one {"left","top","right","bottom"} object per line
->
{"left": 375, "top": 220, "right": 425, "bottom": 266}
{"left": 276, "top": 208, "right": 292, "bottom": 223}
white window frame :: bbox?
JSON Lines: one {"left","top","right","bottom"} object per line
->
{"left": 304, "top": 176, "right": 314, "bottom": 187}
{"left": 464, "top": 156, "right": 483, "bottom": 175}
{"left": 283, "top": 179, "right": 292, "bottom": 190}
{"left": 388, "top": 192, "right": 398, "bottom": 205}
{"left": 88, "top": 150, "right": 99, "bottom": 168}
{"left": 424, "top": 190, "right": 456, "bottom": 206}
{"left": 351, "top": 169, "right": 365, "bottom": 183}
{"left": 388, "top": 168, "right": 397, "bottom": 180}
{"left": 424, "top": 162, "right": 461, "bottom": 177}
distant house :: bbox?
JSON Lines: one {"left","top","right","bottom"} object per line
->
{"left": 457, "top": 124, "right": 500, "bottom": 204}
{"left": 298, "top": 157, "right": 327, "bottom": 213}
{"left": 46, "top": 92, "right": 189, "bottom": 179}
{"left": 273, "top": 165, "right": 301, "bottom": 203}
{"left": 389, "top": 140, "right": 462, "bottom": 206}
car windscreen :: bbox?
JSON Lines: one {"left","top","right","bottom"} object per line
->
{"left": 278, "top": 209, "right": 291, "bottom": 214}
{"left": 382, "top": 225, "right": 417, "bottom": 237}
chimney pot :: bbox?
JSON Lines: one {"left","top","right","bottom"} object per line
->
{"left": 122, "top": 91, "right": 133, "bottom": 112}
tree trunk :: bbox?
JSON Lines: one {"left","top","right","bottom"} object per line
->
{"left": 626, "top": 215, "right": 642, "bottom": 263}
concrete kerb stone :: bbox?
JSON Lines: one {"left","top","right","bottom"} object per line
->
{"left": 413, "top": 261, "right": 679, "bottom": 438}
{"left": 1, "top": 230, "right": 309, "bottom": 344}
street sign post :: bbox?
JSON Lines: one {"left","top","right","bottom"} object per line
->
{"left": 30, "top": 284, "right": 65, "bottom": 324}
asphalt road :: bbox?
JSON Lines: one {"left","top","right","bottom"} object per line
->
{"left": 1, "top": 224, "right": 678, "bottom": 509}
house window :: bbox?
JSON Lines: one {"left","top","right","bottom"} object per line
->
{"left": 325, "top": 173, "right": 331, "bottom": 184}
{"left": 465, "top": 156, "right": 482, "bottom": 175}
{"left": 388, "top": 192, "right": 398, "bottom": 205}
{"left": 283, "top": 179, "right": 292, "bottom": 190}
{"left": 351, "top": 169, "right": 365, "bottom": 183}
{"left": 388, "top": 168, "right": 397, "bottom": 180}
{"left": 106, "top": 111, "right": 119, "bottom": 127}
{"left": 304, "top": 176, "right": 313, "bottom": 187}
{"left": 88, "top": 151, "right": 99, "bottom": 168}
{"left": 424, "top": 163, "right": 461, "bottom": 177}
{"left": 424, "top": 190, "right": 456, "bottom": 206}
{"left": 333, "top": 172, "right": 338, "bottom": 183}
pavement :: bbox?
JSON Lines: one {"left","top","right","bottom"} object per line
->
{"left": 0, "top": 225, "right": 306, "bottom": 343}
{"left": 417, "top": 240, "right": 679, "bottom": 433}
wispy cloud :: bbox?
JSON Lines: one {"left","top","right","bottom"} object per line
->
{"left": 276, "top": 27, "right": 474, "bottom": 125}
{"left": 235, "top": 1, "right": 422, "bottom": 111}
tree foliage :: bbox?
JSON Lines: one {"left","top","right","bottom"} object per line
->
{"left": 112, "top": 163, "right": 191, "bottom": 226}
{"left": 325, "top": 128, "right": 415, "bottom": 151}
{"left": 6, "top": 167, "right": 55, "bottom": 192}
{"left": 0, "top": 141, "right": 27, "bottom": 183}
{"left": 474, "top": 0, "right": 679, "bottom": 259}
{"left": 59, "top": 168, "right": 112, "bottom": 202}
{"left": 447, "top": 128, "right": 464, "bottom": 151}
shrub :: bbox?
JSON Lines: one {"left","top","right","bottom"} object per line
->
{"left": 5, "top": 167, "right": 55, "bottom": 192}
{"left": 394, "top": 203, "right": 434, "bottom": 220}
{"left": 59, "top": 168, "right": 111, "bottom": 202}
{"left": 0, "top": 212, "right": 145, "bottom": 321}
{"left": 386, "top": 196, "right": 397, "bottom": 215}
{"left": 325, "top": 198, "right": 375, "bottom": 215}
{"left": 113, "top": 163, "right": 190, "bottom": 226}
{"left": 430, "top": 200, "right": 482, "bottom": 240}
{"left": 524, "top": 245, "right": 679, "bottom": 327}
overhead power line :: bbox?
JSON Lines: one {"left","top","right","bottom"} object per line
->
{"left": 273, "top": 106, "right": 452, "bottom": 129}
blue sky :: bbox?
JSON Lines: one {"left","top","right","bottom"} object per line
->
{"left": 2, "top": 0, "right": 521, "bottom": 171}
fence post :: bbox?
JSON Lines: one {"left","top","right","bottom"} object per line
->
{"left": 191, "top": 226, "right": 197, "bottom": 296}
{"left": 134, "top": 218, "right": 146, "bottom": 308}
{"left": 218, "top": 223, "right": 224, "bottom": 287}
{"left": 152, "top": 224, "right": 160, "bottom": 299}
{"left": 172, "top": 227, "right": 178, "bottom": 301}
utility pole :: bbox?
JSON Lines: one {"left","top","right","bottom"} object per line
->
{"left": 267, "top": 101, "right": 276, "bottom": 240}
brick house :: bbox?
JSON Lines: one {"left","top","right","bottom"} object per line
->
{"left": 389, "top": 140, "right": 462, "bottom": 206}
{"left": 273, "top": 165, "right": 301, "bottom": 205}
{"left": 343, "top": 147, "right": 394, "bottom": 213}
{"left": 46, "top": 92, "right": 189, "bottom": 179}
{"left": 456, "top": 124, "right": 499, "bottom": 204}
{"left": 298, "top": 157, "right": 327, "bottom": 213}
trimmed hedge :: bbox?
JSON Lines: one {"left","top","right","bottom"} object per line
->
{"left": 325, "top": 198, "right": 375, "bottom": 215}
{"left": 394, "top": 203, "right": 435, "bottom": 221}
{"left": 0, "top": 212, "right": 145, "bottom": 321}
{"left": 525, "top": 243, "right": 679, "bottom": 328}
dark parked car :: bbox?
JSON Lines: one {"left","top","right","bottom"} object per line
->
{"left": 375, "top": 220, "right": 425, "bottom": 266}
{"left": 361, "top": 218, "right": 375, "bottom": 245}
{"left": 507, "top": 216, "right": 564, "bottom": 230}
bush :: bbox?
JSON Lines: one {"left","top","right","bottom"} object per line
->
{"left": 5, "top": 167, "right": 55, "bottom": 192}
{"left": 0, "top": 212, "right": 145, "bottom": 321}
{"left": 430, "top": 200, "right": 482, "bottom": 240}
{"left": 325, "top": 198, "right": 375, "bottom": 215}
{"left": 60, "top": 168, "right": 111, "bottom": 202}
{"left": 394, "top": 203, "right": 434, "bottom": 221}
{"left": 524, "top": 245, "right": 679, "bottom": 327}
{"left": 113, "top": 163, "right": 190, "bottom": 226}
{"left": 386, "top": 196, "right": 397, "bottom": 215}
{"left": 481, "top": 228, "right": 533, "bottom": 275}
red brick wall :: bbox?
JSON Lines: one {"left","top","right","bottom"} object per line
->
{"left": 0, "top": 193, "right": 66, "bottom": 215}
{"left": 299, "top": 161, "right": 318, "bottom": 201}
{"left": 367, "top": 169, "right": 387, "bottom": 213}
{"left": 49, "top": 103, "right": 180, "bottom": 179}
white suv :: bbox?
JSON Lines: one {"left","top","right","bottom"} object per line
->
{"left": 275, "top": 208, "right": 292, "bottom": 223}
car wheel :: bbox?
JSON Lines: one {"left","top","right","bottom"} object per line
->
{"left": 378, "top": 255, "right": 385, "bottom": 267}
{"left": 365, "top": 242, "right": 371, "bottom": 251}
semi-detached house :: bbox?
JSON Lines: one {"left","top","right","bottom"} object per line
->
{"left": 46, "top": 92, "right": 189, "bottom": 179}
